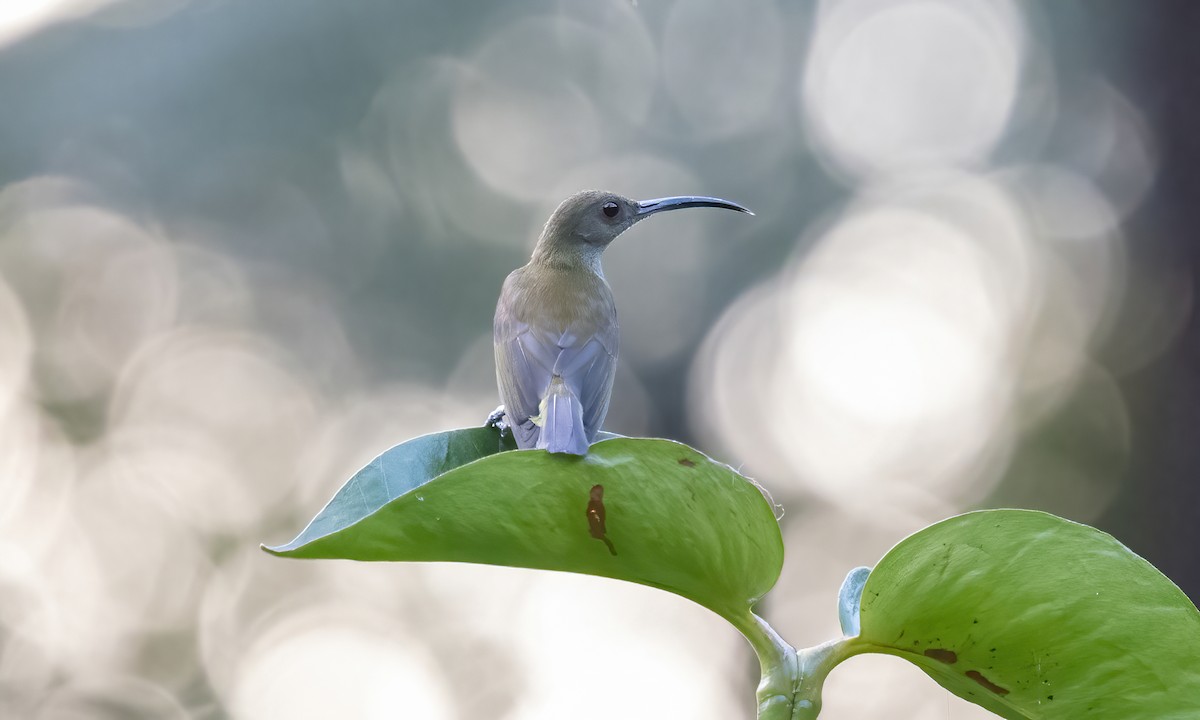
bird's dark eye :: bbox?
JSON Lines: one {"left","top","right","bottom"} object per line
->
{"left": 602, "top": 201, "right": 619, "bottom": 218}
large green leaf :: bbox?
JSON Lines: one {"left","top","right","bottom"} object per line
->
{"left": 853, "top": 509, "right": 1200, "bottom": 719}
{"left": 273, "top": 426, "right": 516, "bottom": 548}
{"left": 265, "top": 428, "right": 784, "bottom": 621}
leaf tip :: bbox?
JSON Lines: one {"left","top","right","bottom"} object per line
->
{"left": 260, "top": 541, "right": 292, "bottom": 556}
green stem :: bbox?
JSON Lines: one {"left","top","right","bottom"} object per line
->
{"left": 731, "top": 612, "right": 861, "bottom": 719}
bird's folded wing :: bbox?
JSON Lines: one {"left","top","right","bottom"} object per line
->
{"left": 494, "top": 315, "right": 617, "bottom": 439}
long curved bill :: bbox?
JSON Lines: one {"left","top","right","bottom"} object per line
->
{"left": 636, "top": 195, "right": 754, "bottom": 217}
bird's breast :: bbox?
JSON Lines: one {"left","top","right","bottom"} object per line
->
{"left": 507, "top": 266, "right": 616, "bottom": 341}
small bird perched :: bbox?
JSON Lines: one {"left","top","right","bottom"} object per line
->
{"left": 492, "top": 190, "right": 751, "bottom": 455}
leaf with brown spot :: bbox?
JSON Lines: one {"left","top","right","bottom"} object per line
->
{"left": 264, "top": 429, "right": 783, "bottom": 624}
{"left": 966, "top": 670, "right": 1009, "bottom": 695}
{"left": 586, "top": 484, "right": 616, "bottom": 556}
{"left": 923, "top": 648, "right": 957, "bottom": 664}
{"left": 852, "top": 510, "right": 1200, "bottom": 719}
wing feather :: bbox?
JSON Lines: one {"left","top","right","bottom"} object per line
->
{"left": 494, "top": 268, "right": 618, "bottom": 448}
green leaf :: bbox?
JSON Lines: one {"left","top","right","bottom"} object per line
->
{"left": 266, "top": 428, "right": 784, "bottom": 622}
{"left": 275, "top": 426, "right": 516, "bottom": 549}
{"left": 853, "top": 509, "right": 1200, "bottom": 719}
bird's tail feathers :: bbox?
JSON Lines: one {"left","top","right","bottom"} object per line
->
{"left": 535, "top": 377, "right": 588, "bottom": 455}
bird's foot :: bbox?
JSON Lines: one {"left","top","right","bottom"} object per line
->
{"left": 485, "top": 405, "right": 510, "bottom": 435}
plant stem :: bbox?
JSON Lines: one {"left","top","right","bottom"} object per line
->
{"left": 732, "top": 612, "right": 860, "bottom": 719}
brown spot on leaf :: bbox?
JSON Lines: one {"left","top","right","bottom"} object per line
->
{"left": 586, "top": 485, "right": 617, "bottom": 556}
{"left": 966, "top": 670, "right": 1009, "bottom": 695}
{"left": 678, "top": 457, "right": 696, "bottom": 467}
{"left": 924, "top": 648, "right": 958, "bottom": 664}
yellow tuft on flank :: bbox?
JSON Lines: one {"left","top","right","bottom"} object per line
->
{"left": 529, "top": 395, "right": 549, "bottom": 427}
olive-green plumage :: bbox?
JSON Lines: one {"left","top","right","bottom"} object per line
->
{"left": 494, "top": 190, "right": 750, "bottom": 455}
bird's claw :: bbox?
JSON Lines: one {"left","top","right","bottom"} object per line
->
{"left": 485, "top": 405, "right": 510, "bottom": 435}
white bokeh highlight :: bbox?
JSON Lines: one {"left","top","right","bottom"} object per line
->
{"left": 230, "top": 611, "right": 454, "bottom": 720}
{"left": 803, "top": 0, "right": 1024, "bottom": 179}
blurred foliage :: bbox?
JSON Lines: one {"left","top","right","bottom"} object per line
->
{"left": 0, "top": 0, "right": 1194, "bottom": 718}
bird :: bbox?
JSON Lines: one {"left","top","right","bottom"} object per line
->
{"left": 491, "top": 189, "right": 751, "bottom": 455}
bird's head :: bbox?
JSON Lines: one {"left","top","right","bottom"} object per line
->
{"left": 532, "top": 189, "right": 751, "bottom": 267}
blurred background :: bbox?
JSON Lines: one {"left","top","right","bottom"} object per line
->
{"left": 0, "top": 0, "right": 1195, "bottom": 717}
